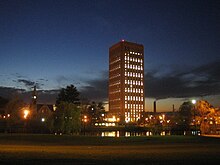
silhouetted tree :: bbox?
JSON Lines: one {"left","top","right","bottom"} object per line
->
{"left": 5, "top": 96, "right": 26, "bottom": 132}
{"left": 87, "top": 101, "right": 105, "bottom": 125}
{"left": 54, "top": 102, "right": 81, "bottom": 134}
{"left": 0, "top": 96, "right": 8, "bottom": 115}
{"left": 56, "top": 85, "right": 80, "bottom": 105}
{"left": 178, "top": 101, "right": 194, "bottom": 133}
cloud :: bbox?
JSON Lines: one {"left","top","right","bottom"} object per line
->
{"left": 146, "top": 61, "right": 220, "bottom": 99}
{"left": 1, "top": 61, "right": 219, "bottom": 103}
{"left": 18, "top": 79, "right": 35, "bottom": 86}
{"left": 80, "top": 60, "right": 220, "bottom": 101}
{"left": 35, "top": 89, "right": 60, "bottom": 104}
{"left": 0, "top": 86, "right": 59, "bottom": 104}
{"left": 17, "top": 79, "right": 42, "bottom": 90}
{"left": 80, "top": 71, "right": 108, "bottom": 101}
{"left": 0, "top": 87, "right": 25, "bottom": 98}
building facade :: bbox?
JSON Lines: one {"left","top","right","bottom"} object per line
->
{"left": 109, "top": 40, "right": 144, "bottom": 123}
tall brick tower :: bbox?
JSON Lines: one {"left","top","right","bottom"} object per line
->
{"left": 109, "top": 40, "right": 144, "bottom": 123}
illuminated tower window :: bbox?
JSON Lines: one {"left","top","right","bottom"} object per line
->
{"left": 109, "top": 40, "right": 144, "bottom": 123}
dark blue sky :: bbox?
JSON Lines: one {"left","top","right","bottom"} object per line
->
{"left": 0, "top": 0, "right": 220, "bottom": 111}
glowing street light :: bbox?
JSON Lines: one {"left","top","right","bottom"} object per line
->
{"left": 191, "top": 99, "right": 197, "bottom": 135}
{"left": 192, "top": 99, "right": 196, "bottom": 105}
{"left": 83, "top": 115, "right": 88, "bottom": 135}
{"left": 23, "top": 109, "right": 30, "bottom": 119}
{"left": 41, "top": 118, "right": 45, "bottom": 122}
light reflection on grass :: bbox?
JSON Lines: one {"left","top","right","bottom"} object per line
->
{"left": 0, "top": 134, "right": 220, "bottom": 164}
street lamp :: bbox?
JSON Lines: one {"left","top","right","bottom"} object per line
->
{"left": 23, "top": 109, "right": 30, "bottom": 119}
{"left": 41, "top": 118, "right": 45, "bottom": 122}
{"left": 23, "top": 109, "right": 30, "bottom": 133}
{"left": 192, "top": 99, "right": 196, "bottom": 105}
{"left": 191, "top": 99, "right": 197, "bottom": 135}
{"left": 83, "top": 115, "right": 87, "bottom": 135}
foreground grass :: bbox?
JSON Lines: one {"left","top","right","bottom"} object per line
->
{"left": 0, "top": 134, "right": 220, "bottom": 164}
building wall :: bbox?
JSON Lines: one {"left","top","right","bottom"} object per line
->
{"left": 109, "top": 40, "right": 144, "bottom": 123}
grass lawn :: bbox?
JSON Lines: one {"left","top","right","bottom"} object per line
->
{"left": 0, "top": 134, "right": 220, "bottom": 164}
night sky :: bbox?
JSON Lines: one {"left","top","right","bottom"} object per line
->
{"left": 0, "top": 0, "right": 220, "bottom": 111}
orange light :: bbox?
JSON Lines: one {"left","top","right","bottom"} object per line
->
{"left": 23, "top": 110, "right": 30, "bottom": 119}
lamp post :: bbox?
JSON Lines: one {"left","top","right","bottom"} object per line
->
{"left": 23, "top": 109, "right": 30, "bottom": 119}
{"left": 83, "top": 115, "right": 87, "bottom": 135}
{"left": 191, "top": 99, "right": 197, "bottom": 135}
{"left": 23, "top": 109, "right": 30, "bottom": 133}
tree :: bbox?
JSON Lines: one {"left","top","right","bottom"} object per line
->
{"left": 178, "top": 101, "right": 194, "bottom": 133}
{"left": 56, "top": 85, "right": 80, "bottom": 105}
{"left": 4, "top": 96, "right": 26, "bottom": 132}
{"left": 87, "top": 101, "right": 106, "bottom": 125}
{"left": 0, "top": 96, "right": 8, "bottom": 114}
{"left": 196, "top": 100, "right": 216, "bottom": 134}
{"left": 54, "top": 102, "right": 81, "bottom": 134}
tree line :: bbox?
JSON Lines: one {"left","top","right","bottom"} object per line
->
{"left": 0, "top": 85, "right": 105, "bottom": 134}
{"left": 0, "top": 84, "right": 220, "bottom": 135}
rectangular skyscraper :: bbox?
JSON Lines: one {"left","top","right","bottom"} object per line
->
{"left": 109, "top": 40, "right": 144, "bottom": 123}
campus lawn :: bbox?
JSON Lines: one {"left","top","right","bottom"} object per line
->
{"left": 0, "top": 134, "right": 220, "bottom": 164}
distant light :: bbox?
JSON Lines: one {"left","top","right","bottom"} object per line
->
{"left": 121, "top": 39, "right": 125, "bottom": 42}
{"left": 41, "top": 118, "right": 45, "bottom": 122}
{"left": 192, "top": 99, "right": 196, "bottom": 104}
{"left": 53, "top": 105, "right": 57, "bottom": 111}
{"left": 33, "top": 95, "right": 37, "bottom": 99}
{"left": 23, "top": 109, "right": 30, "bottom": 119}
